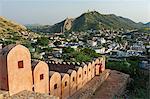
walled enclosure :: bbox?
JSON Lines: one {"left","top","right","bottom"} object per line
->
{"left": 91, "top": 61, "right": 95, "bottom": 78}
{"left": 81, "top": 63, "right": 88, "bottom": 86}
{"left": 49, "top": 71, "right": 61, "bottom": 98}
{"left": 61, "top": 73, "right": 70, "bottom": 99}
{"left": 67, "top": 69, "right": 77, "bottom": 96}
{"left": 75, "top": 66, "right": 83, "bottom": 90}
{"left": 87, "top": 62, "right": 92, "bottom": 81}
{"left": 0, "top": 44, "right": 106, "bottom": 99}
{"left": 101, "top": 56, "right": 106, "bottom": 72}
{"left": 95, "top": 59, "right": 100, "bottom": 75}
{"left": 0, "top": 44, "right": 33, "bottom": 96}
{"left": 32, "top": 61, "right": 49, "bottom": 94}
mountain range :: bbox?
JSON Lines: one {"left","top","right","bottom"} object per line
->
{"left": 26, "top": 11, "right": 148, "bottom": 33}
{"left": 144, "top": 22, "right": 150, "bottom": 27}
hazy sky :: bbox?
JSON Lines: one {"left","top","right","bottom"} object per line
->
{"left": 0, "top": 0, "right": 150, "bottom": 25}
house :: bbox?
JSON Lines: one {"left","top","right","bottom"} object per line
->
{"left": 94, "top": 47, "right": 105, "bottom": 54}
{"left": 98, "top": 38, "right": 106, "bottom": 44}
{"left": 110, "top": 50, "right": 126, "bottom": 57}
{"left": 87, "top": 40, "right": 97, "bottom": 47}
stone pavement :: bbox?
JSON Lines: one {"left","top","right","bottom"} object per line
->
{"left": 91, "top": 70, "right": 130, "bottom": 99}
{"left": 0, "top": 90, "right": 59, "bottom": 99}
{"left": 69, "top": 69, "right": 111, "bottom": 99}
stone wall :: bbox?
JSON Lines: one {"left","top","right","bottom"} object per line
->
{"left": 0, "top": 44, "right": 33, "bottom": 95}
{"left": 0, "top": 44, "right": 107, "bottom": 99}
{"left": 32, "top": 61, "right": 49, "bottom": 94}
{"left": 68, "top": 69, "right": 111, "bottom": 99}
{"left": 0, "top": 90, "right": 59, "bottom": 99}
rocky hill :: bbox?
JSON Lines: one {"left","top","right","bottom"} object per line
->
{"left": 27, "top": 11, "right": 145, "bottom": 33}
{"left": 0, "top": 17, "right": 27, "bottom": 38}
{"left": 0, "top": 16, "right": 39, "bottom": 44}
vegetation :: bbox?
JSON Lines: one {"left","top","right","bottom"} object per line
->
{"left": 62, "top": 47, "right": 100, "bottom": 62}
{"left": 37, "top": 37, "right": 49, "bottom": 46}
{"left": 27, "top": 11, "right": 147, "bottom": 33}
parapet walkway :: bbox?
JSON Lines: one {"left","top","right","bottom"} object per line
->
{"left": 69, "top": 69, "right": 111, "bottom": 99}
{"left": 91, "top": 70, "right": 130, "bottom": 99}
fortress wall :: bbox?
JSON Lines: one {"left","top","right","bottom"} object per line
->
{"left": 67, "top": 69, "right": 77, "bottom": 96}
{"left": 91, "top": 61, "right": 95, "bottom": 79}
{"left": 98, "top": 57, "right": 105, "bottom": 73}
{"left": 81, "top": 64, "right": 88, "bottom": 86}
{"left": 75, "top": 66, "right": 83, "bottom": 90}
{"left": 32, "top": 61, "right": 49, "bottom": 94}
{"left": 48, "top": 62, "right": 76, "bottom": 73}
{"left": 95, "top": 59, "right": 100, "bottom": 76}
{"left": 49, "top": 71, "right": 61, "bottom": 98}
{"left": 6, "top": 45, "right": 33, "bottom": 95}
{"left": 0, "top": 52, "right": 8, "bottom": 90}
{"left": 0, "top": 44, "right": 106, "bottom": 99}
{"left": 61, "top": 73, "right": 70, "bottom": 99}
{"left": 87, "top": 62, "right": 92, "bottom": 81}
{"left": 101, "top": 56, "right": 106, "bottom": 72}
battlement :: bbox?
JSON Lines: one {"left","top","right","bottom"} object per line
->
{"left": 0, "top": 44, "right": 106, "bottom": 99}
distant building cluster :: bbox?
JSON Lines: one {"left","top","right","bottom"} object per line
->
{"left": 0, "top": 44, "right": 105, "bottom": 98}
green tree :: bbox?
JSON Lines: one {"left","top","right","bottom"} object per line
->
{"left": 81, "top": 48, "right": 100, "bottom": 58}
{"left": 63, "top": 47, "right": 75, "bottom": 53}
{"left": 37, "top": 37, "right": 49, "bottom": 46}
{"left": 75, "top": 53, "right": 91, "bottom": 62}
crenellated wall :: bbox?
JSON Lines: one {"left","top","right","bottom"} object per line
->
{"left": 0, "top": 44, "right": 33, "bottom": 96}
{"left": 32, "top": 60, "right": 49, "bottom": 94}
{"left": 0, "top": 44, "right": 106, "bottom": 99}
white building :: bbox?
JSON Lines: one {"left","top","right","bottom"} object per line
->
{"left": 94, "top": 47, "right": 105, "bottom": 54}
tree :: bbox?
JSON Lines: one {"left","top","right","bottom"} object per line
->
{"left": 75, "top": 53, "right": 91, "bottom": 62}
{"left": 81, "top": 48, "right": 100, "bottom": 58}
{"left": 63, "top": 47, "right": 75, "bottom": 53}
{"left": 37, "top": 37, "right": 49, "bottom": 46}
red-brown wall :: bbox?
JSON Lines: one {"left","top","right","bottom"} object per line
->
{"left": 75, "top": 66, "right": 83, "bottom": 90}
{"left": 91, "top": 61, "right": 95, "bottom": 79}
{"left": 67, "top": 69, "right": 77, "bottom": 96}
{"left": 82, "top": 64, "right": 88, "bottom": 86}
{"left": 61, "top": 73, "right": 70, "bottom": 99}
{"left": 95, "top": 59, "right": 100, "bottom": 75}
{"left": 7, "top": 45, "right": 33, "bottom": 95}
{"left": 33, "top": 61, "right": 49, "bottom": 94}
{"left": 87, "top": 62, "right": 92, "bottom": 81}
{"left": 49, "top": 71, "right": 61, "bottom": 97}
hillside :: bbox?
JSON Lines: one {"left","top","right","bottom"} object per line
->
{"left": 27, "top": 11, "right": 145, "bottom": 33}
{"left": 26, "top": 18, "right": 74, "bottom": 33}
{"left": 0, "top": 17, "right": 27, "bottom": 38}
{"left": 144, "top": 22, "right": 150, "bottom": 27}
{"left": 0, "top": 16, "right": 39, "bottom": 44}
